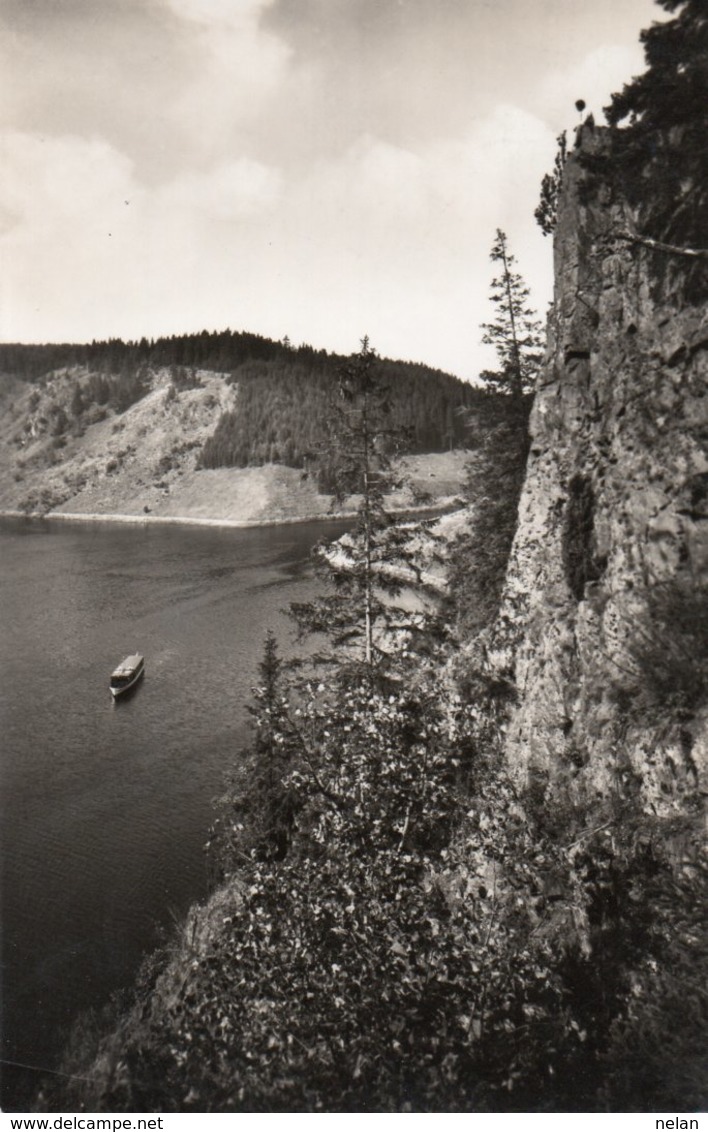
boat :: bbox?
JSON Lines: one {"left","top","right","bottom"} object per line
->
{"left": 109, "top": 654, "right": 145, "bottom": 698}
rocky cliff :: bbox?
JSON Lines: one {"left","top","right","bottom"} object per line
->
{"left": 497, "top": 122, "right": 708, "bottom": 820}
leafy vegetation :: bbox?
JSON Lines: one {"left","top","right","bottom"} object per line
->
{"left": 604, "top": 0, "right": 708, "bottom": 250}
{"left": 451, "top": 231, "right": 541, "bottom": 637}
{"left": 48, "top": 616, "right": 707, "bottom": 1113}
{"left": 33, "top": 6, "right": 708, "bottom": 1108}
{"left": 584, "top": 0, "right": 708, "bottom": 299}
{"left": 618, "top": 578, "right": 708, "bottom": 725}
{"left": 42, "top": 333, "right": 707, "bottom": 1115}
{"left": 0, "top": 330, "right": 298, "bottom": 383}
{"left": 101, "top": 673, "right": 590, "bottom": 1113}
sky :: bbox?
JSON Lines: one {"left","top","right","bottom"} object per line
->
{"left": 0, "top": 0, "right": 662, "bottom": 381}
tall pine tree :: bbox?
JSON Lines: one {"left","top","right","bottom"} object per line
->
{"left": 479, "top": 230, "right": 544, "bottom": 399}
{"left": 291, "top": 339, "right": 443, "bottom": 676}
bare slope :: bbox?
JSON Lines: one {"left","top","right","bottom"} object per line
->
{"left": 0, "top": 368, "right": 468, "bottom": 525}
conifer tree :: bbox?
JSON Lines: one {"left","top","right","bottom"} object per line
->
{"left": 211, "top": 631, "right": 297, "bottom": 871}
{"left": 535, "top": 131, "right": 568, "bottom": 237}
{"left": 602, "top": 0, "right": 708, "bottom": 266}
{"left": 291, "top": 339, "right": 443, "bottom": 675}
{"left": 479, "top": 230, "right": 544, "bottom": 399}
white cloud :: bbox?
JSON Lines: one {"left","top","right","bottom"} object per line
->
{"left": 0, "top": 130, "right": 284, "bottom": 343}
{"left": 0, "top": 101, "right": 555, "bottom": 380}
{"left": 159, "top": 159, "right": 282, "bottom": 221}
{"left": 1, "top": 132, "right": 136, "bottom": 236}
{"left": 538, "top": 43, "right": 646, "bottom": 129}
{"left": 250, "top": 103, "right": 556, "bottom": 376}
{"left": 162, "top": 0, "right": 290, "bottom": 160}
{"left": 165, "top": 0, "right": 275, "bottom": 29}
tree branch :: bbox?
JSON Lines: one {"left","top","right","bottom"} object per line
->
{"left": 615, "top": 229, "right": 708, "bottom": 259}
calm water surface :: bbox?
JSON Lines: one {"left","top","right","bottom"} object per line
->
{"left": 0, "top": 516, "right": 348, "bottom": 1109}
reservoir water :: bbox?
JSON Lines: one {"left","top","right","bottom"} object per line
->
{"left": 0, "top": 515, "right": 349, "bottom": 1110}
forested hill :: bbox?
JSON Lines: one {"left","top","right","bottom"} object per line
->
{"left": 0, "top": 332, "right": 481, "bottom": 476}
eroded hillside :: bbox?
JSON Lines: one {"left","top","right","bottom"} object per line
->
{"left": 0, "top": 367, "right": 469, "bottom": 525}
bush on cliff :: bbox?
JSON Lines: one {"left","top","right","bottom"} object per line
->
{"left": 86, "top": 671, "right": 600, "bottom": 1113}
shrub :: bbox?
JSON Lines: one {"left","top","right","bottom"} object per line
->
{"left": 599, "top": 857, "right": 708, "bottom": 1111}
{"left": 169, "top": 365, "right": 202, "bottom": 391}
{"left": 86, "top": 674, "right": 591, "bottom": 1113}
{"left": 155, "top": 454, "right": 174, "bottom": 476}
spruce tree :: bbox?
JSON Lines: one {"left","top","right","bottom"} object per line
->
{"left": 210, "top": 631, "right": 297, "bottom": 872}
{"left": 479, "top": 230, "right": 544, "bottom": 399}
{"left": 291, "top": 339, "right": 444, "bottom": 676}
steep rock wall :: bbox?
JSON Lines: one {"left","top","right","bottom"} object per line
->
{"left": 497, "top": 124, "right": 708, "bottom": 816}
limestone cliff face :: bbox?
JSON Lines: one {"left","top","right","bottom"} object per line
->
{"left": 497, "top": 124, "right": 708, "bottom": 815}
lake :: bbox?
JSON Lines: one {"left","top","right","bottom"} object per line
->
{"left": 0, "top": 515, "right": 350, "bottom": 1110}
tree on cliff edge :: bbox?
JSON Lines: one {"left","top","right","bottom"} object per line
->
{"left": 604, "top": 0, "right": 708, "bottom": 257}
{"left": 451, "top": 232, "right": 540, "bottom": 635}
{"left": 479, "top": 230, "right": 543, "bottom": 399}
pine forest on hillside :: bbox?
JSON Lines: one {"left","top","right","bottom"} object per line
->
{"left": 0, "top": 332, "right": 482, "bottom": 488}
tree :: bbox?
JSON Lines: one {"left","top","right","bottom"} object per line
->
{"left": 291, "top": 339, "right": 444, "bottom": 676}
{"left": 209, "top": 631, "right": 298, "bottom": 873}
{"left": 69, "top": 382, "right": 86, "bottom": 418}
{"left": 456, "top": 233, "right": 541, "bottom": 632}
{"left": 451, "top": 393, "right": 531, "bottom": 638}
{"left": 578, "top": 0, "right": 708, "bottom": 301}
{"left": 479, "top": 230, "right": 544, "bottom": 399}
{"left": 604, "top": 0, "right": 708, "bottom": 247}
{"left": 535, "top": 131, "right": 568, "bottom": 237}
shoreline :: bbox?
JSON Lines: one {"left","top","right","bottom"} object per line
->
{"left": 0, "top": 507, "right": 352, "bottom": 530}
{"left": 0, "top": 498, "right": 463, "bottom": 532}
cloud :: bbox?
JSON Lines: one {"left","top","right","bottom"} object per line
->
{"left": 538, "top": 43, "right": 647, "bottom": 129}
{"left": 0, "top": 0, "right": 292, "bottom": 183}
{"left": 0, "top": 129, "right": 285, "bottom": 342}
{"left": 158, "top": 159, "right": 282, "bottom": 221}
{"left": 253, "top": 102, "right": 555, "bottom": 375}
{"left": 1, "top": 132, "right": 137, "bottom": 239}
{"left": 0, "top": 91, "right": 557, "bottom": 381}
{"left": 165, "top": 0, "right": 276, "bottom": 28}
{"left": 162, "top": 0, "right": 291, "bottom": 156}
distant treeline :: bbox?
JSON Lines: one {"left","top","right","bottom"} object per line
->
{"left": 0, "top": 331, "right": 483, "bottom": 479}
{"left": 0, "top": 329, "right": 301, "bottom": 381}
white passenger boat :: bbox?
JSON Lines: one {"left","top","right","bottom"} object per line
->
{"left": 109, "top": 654, "right": 145, "bottom": 698}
